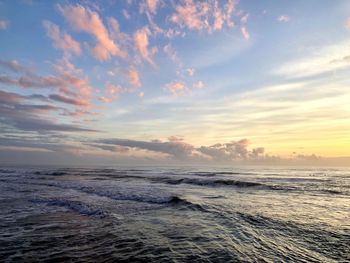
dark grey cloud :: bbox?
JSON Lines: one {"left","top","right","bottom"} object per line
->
{"left": 0, "top": 90, "right": 98, "bottom": 133}
{"left": 93, "top": 137, "right": 266, "bottom": 162}
{"left": 96, "top": 137, "right": 194, "bottom": 159}
{"left": 49, "top": 94, "right": 89, "bottom": 106}
{"left": 197, "top": 139, "right": 265, "bottom": 161}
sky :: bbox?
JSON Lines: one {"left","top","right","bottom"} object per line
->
{"left": 1, "top": 0, "right": 350, "bottom": 166}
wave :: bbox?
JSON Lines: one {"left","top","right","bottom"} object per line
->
{"left": 155, "top": 177, "right": 265, "bottom": 188}
{"left": 34, "top": 171, "right": 68, "bottom": 176}
{"left": 30, "top": 199, "right": 108, "bottom": 218}
{"left": 0, "top": 169, "right": 16, "bottom": 174}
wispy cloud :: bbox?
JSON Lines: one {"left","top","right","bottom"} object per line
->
{"left": 58, "top": 4, "right": 126, "bottom": 61}
{"left": 43, "top": 20, "right": 81, "bottom": 56}
{"left": 240, "top": 26, "right": 249, "bottom": 40}
{"left": 134, "top": 26, "right": 155, "bottom": 65}
{"left": 277, "top": 15, "right": 290, "bottom": 23}
{"left": 273, "top": 40, "right": 350, "bottom": 78}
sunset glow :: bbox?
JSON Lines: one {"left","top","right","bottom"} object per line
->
{"left": 1, "top": 0, "right": 350, "bottom": 166}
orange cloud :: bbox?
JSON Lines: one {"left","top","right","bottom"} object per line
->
{"left": 134, "top": 26, "right": 155, "bottom": 65}
{"left": 43, "top": 20, "right": 81, "bottom": 56}
{"left": 127, "top": 68, "right": 141, "bottom": 87}
{"left": 165, "top": 81, "right": 187, "bottom": 96}
{"left": 58, "top": 4, "right": 126, "bottom": 61}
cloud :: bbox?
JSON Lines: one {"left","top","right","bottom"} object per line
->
{"left": 122, "top": 9, "right": 131, "bottom": 19}
{"left": 193, "top": 80, "right": 204, "bottom": 89}
{"left": 0, "top": 74, "right": 64, "bottom": 88}
{"left": 0, "top": 20, "right": 8, "bottom": 30}
{"left": 43, "top": 20, "right": 81, "bottom": 56}
{"left": 0, "top": 59, "right": 29, "bottom": 73}
{"left": 274, "top": 40, "right": 350, "bottom": 78}
{"left": 163, "top": 43, "right": 178, "bottom": 62}
{"left": 197, "top": 139, "right": 265, "bottom": 161}
{"left": 170, "top": 0, "right": 210, "bottom": 31}
{"left": 0, "top": 63, "right": 92, "bottom": 106}
{"left": 134, "top": 26, "right": 155, "bottom": 65}
{"left": 86, "top": 143, "right": 129, "bottom": 153}
{"left": 49, "top": 94, "right": 89, "bottom": 106}
{"left": 170, "top": 0, "right": 238, "bottom": 33}
{"left": 91, "top": 137, "right": 271, "bottom": 162}
{"left": 0, "top": 90, "right": 24, "bottom": 104}
{"left": 277, "top": 15, "right": 290, "bottom": 23}
{"left": 98, "top": 83, "right": 123, "bottom": 103}
{"left": 187, "top": 68, "right": 195, "bottom": 76}
{"left": 241, "top": 14, "right": 249, "bottom": 24}
{"left": 127, "top": 68, "right": 141, "bottom": 87}
{"left": 0, "top": 59, "right": 94, "bottom": 114}
{"left": 164, "top": 81, "right": 188, "bottom": 96}
{"left": 240, "top": 26, "right": 249, "bottom": 40}
{"left": 95, "top": 137, "right": 195, "bottom": 159}
{"left": 140, "top": 0, "right": 159, "bottom": 15}
{"left": 0, "top": 90, "right": 97, "bottom": 133}
{"left": 346, "top": 18, "right": 350, "bottom": 29}
{"left": 58, "top": 4, "right": 126, "bottom": 61}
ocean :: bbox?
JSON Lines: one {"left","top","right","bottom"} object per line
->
{"left": 0, "top": 166, "right": 349, "bottom": 262}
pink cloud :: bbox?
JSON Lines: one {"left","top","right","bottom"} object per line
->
{"left": 193, "top": 80, "right": 204, "bottom": 89}
{"left": 0, "top": 90, "right": 24, "bottom": 103}
{"left": 165, "top": 81, "right": 187, "bottom": 96}
{"left": 43, "top": 20, "right": 81, "bottom": 56}
{"left": 127, "top": 68, "right": 141, "bottom": 87}
{"left": 0, "top": 20, "right": 8, "bottom": 30}
{"left": 58, "top": 4, "right": 126, "bottom": 61}
{"left": 142, "top": 0, "right": 159, "bottom": 14}
{"left": 134, "top": 26, "right": 155, "bottom": 65}
{"left": 346, "top": 18, "right": 350, "bottom": 29}
{"left": 240, "top": 26, "right": 249, "bottom": 40}
{"left": 98, "top": 84, "right": 123, "bottom": 103}
{"left": 277, "top": 15, "right": 290, "bottom": 23}
{"left": 170, "top": 0, "right": 238, "bottom": 33}
{"left": 138, "top": 91, "right": 145, "bottom": 98}
{"left": 171, "top": 0, "right": 209, "bottom": 31}
{"left": 98, "top": 96, "right": 113, "bottom": 103}
{"left": 213, "top": 9, "right": 224, "bottom": 31}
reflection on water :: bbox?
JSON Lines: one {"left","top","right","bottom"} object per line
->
{"left": 0, "top": 166, "right": 349, "bottom": 262}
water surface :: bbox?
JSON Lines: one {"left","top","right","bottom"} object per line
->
{"left": 0, "top": 166, "right": 349, "bottom": 262}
